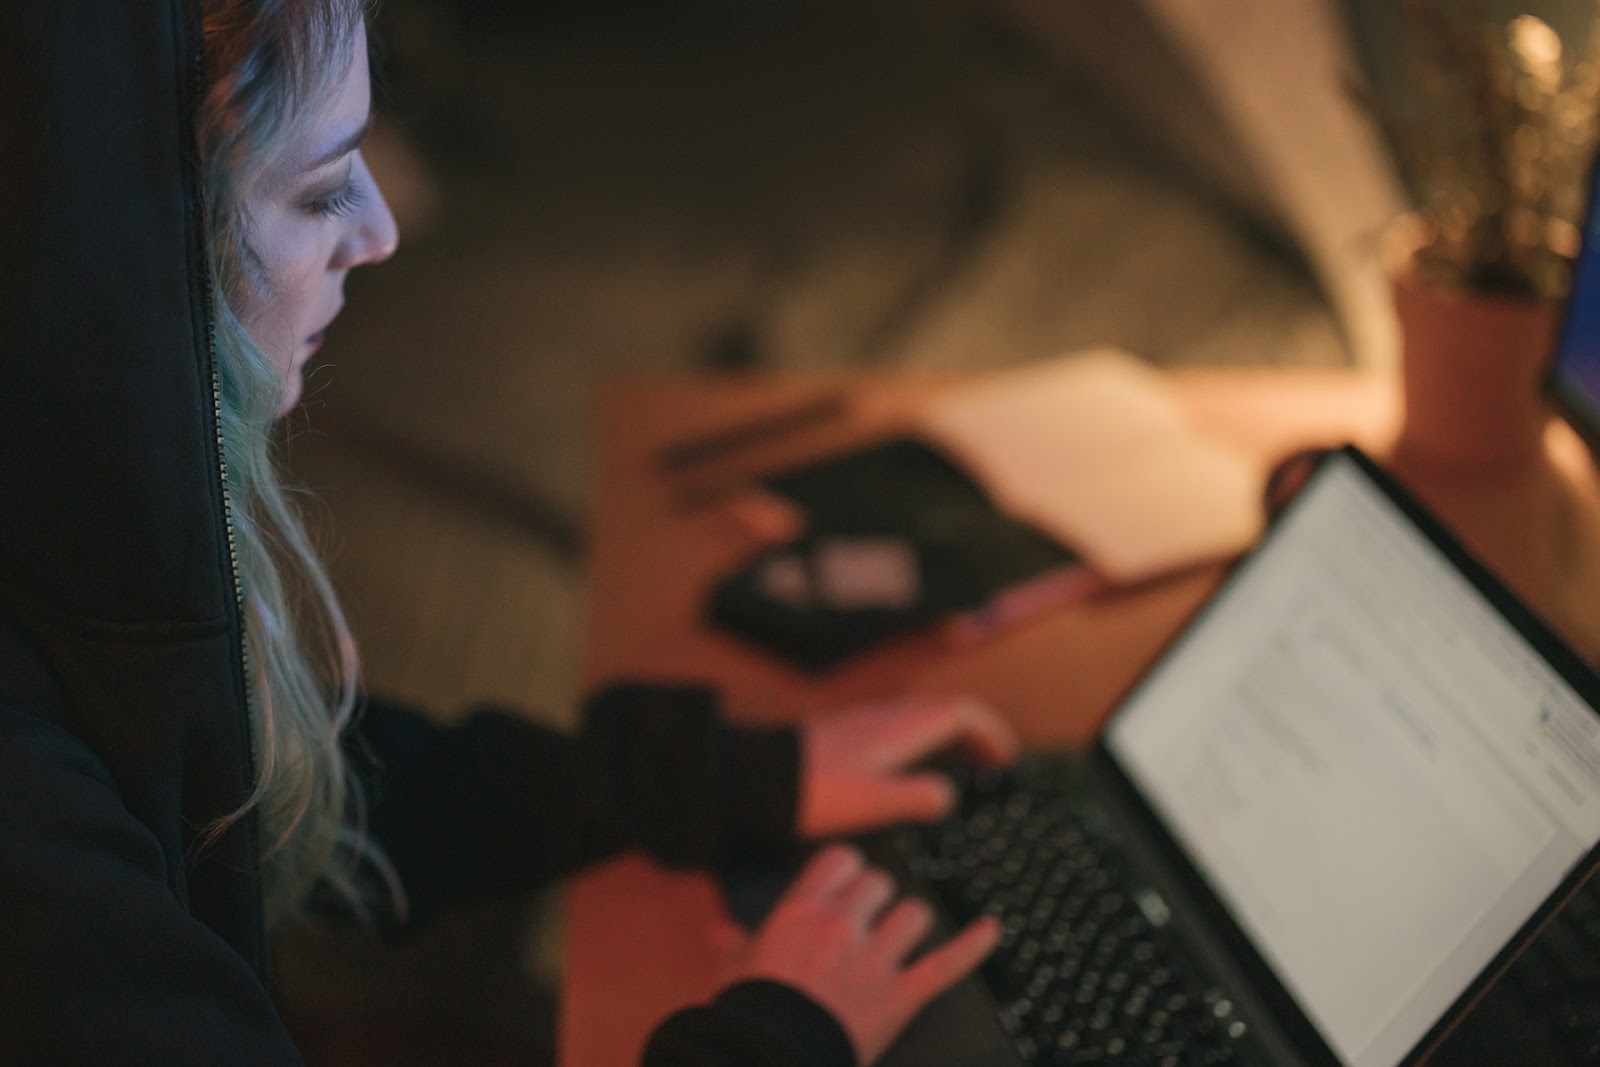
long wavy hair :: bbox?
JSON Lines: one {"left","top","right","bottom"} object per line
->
{"left": 195, "top": 0, "right": 397, "bottom": 925}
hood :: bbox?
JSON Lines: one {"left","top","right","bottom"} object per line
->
{"left": 0, "top": 1, "right": 262, "bottom": 969}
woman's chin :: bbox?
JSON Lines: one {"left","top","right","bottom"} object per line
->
{"left": 275, "top": 371, "right": 303, "bottom": 417}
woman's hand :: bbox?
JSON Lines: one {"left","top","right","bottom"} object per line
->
{"left": 798, "top": 695, "right": 1019, "bottom": 839}
{"left": 721, "top": 844, "right": 1000, "bottom": 1065}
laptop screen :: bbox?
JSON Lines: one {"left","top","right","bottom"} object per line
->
{"left": 1550, "top": 160, "right": 1600, "bottom": 447}
{"left": 1104, "top": 452, "right": 1600, "bottom": 1067}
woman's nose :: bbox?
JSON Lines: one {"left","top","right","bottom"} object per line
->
{"left": 361, "top": 178, "right": 400, "bottom": 264}
{"left": 331, "top": 153, "right": 399, "bottom": 270}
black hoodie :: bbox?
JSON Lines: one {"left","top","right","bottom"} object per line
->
{"left": 0, "top": 3, "right": 851, "bottom": 1064}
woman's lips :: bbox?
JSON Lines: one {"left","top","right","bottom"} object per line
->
{"left": 305, "top": 330, "right": 326, "bottom": 354}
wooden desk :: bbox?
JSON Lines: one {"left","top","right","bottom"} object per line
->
{"left": 562, "top": 367, "right": 1600, "bottom": 1067}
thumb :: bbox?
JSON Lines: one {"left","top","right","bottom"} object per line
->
{"left": 865, "top": 772, "right": 958, "bottom": 826}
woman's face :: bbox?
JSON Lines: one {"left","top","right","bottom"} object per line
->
{"left": 239, "top": 24, "right": 398, "bottom": 415}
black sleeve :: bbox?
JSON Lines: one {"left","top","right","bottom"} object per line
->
{"left": 644, "top": 981, "right": 857, "bottom": 1067}
{"left": 352, "top": 681, "right": 801, "bottom": 930}
{"left": 0, "top": 702, "right": 302, "bottom": 1065}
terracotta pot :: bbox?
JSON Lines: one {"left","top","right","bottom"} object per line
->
{"left": 1391, "top": 259, "right": 1561, "bottom": 478}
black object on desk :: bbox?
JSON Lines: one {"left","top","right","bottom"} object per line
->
{"left": 706, "top": 437, "right": 1079, "bottom": 672}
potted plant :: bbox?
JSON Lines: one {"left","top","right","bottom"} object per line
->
{"left": 1366, "top": 1, "right": 1600, "bottom": 475}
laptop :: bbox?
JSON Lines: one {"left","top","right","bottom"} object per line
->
{"left": 724, "top": 445, "right": 1600, "bottom": 1066}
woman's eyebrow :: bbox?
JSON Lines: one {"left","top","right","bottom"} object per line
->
{"left": 303, "top": 114, "right": 373, "bottom": 172}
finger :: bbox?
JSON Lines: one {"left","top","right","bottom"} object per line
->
{"left": 786, "top": 843, "right": 865, "bottom": 903}
{"left": 896, "top": 916, "right": 1001, "bottom": 1007}
{"left": 870, "top": 897, "right": 935, "bottom": 963}
{"left": 941, "top": 697, "right": 1020, "bottom": 767}
{"left": 836, "top": 867, "right": 896, "bottom": 926}
{"left": 871, "top": 696, "right": 1019, "bottom": 769}
{"left": 867, "top": 773, "right": 958, "bottom": 825}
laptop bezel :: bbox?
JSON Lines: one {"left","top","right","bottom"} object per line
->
{"left": 1086, "top": 443, "right": 1600, "bottom": 1067}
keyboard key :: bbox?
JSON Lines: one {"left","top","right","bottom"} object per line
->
{"left": 1510, "top": 943, "right": 1568, "bottom": 999}
{"left": 1550, "top": 994, "right": 1600, "bottom": 1037}
{"left": 1540, "top": 920, "right": 1600, "bottom": 985}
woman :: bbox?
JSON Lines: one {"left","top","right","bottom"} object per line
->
{"left": 0, "top": 2, "right": 1007, "bottom": 1063}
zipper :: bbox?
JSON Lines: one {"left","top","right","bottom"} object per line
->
{"left": 202, "top": 229, "right": 268, "bottom": 948}
{"left": 181, "top": 0, "right": 259, "bottom": 819}
{"left": 182, "top": 0, "right": 263, "bottom": 939}
{"left": 206, "top": 318, "right": 259, "bottom": 775}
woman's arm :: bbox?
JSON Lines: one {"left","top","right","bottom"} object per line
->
{"left": 351, "top": 685, "right": 1011, "bottom": 1066}
{"left": 351, "top": 682, "right": 798, "bottom": 930}
{"left": 644, "top": 980, "right": 857, "bottom": 1067}
{"left": 353, "top": 684, "right": 1020, "bottom": 934}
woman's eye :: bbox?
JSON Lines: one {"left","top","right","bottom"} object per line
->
{"left": 303, "top": 178, "right": 364, "bottom": 220}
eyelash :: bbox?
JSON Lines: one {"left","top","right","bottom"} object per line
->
{"left": 304, "top": 177, "right": 365, "bottom": 220}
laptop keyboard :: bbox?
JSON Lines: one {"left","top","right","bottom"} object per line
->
{"left": 900, "top": 758, "right": 1252, "bottom": 1065}
{"left": 896, "top": 757, "right": 1600, "bottom": 1067}
{"left": 1500, "top": 880, "right": 1600, "bottom": 1063}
